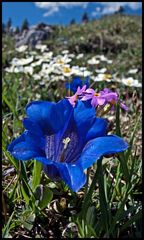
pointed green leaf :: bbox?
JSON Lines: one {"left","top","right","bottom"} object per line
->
{"left": 34, "top": 184, "right": 53, "bottom": 210}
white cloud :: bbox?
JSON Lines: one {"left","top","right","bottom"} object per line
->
{"left": 34, "top": 2, "right": 142, "bottom": 18}
{"left": 92, "top": 7, "right": 101, "bottom": 17}
{"left": 43, "top": 6, "right": 59, "bottom": 17}
{"left": 96, "top": 7, "right": 101, "bottom": 12}
{"left": 35, "top": 2, "right": 89, "bottom": 16}
{"left": 92, "top": 2, "right": 142, "bottom": 17}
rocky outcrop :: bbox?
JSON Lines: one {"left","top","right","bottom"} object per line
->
{"left": 15, "top": 23, "right": 54, "bottom": 48}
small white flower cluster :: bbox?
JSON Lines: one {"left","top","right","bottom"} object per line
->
{"left": 4, "top": 44, "right": 141, "bottom": 88}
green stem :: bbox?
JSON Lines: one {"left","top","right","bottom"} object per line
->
{"left": 80, "top": 159, "right": 102, "bottom": 220}
{"left": 97, "top": 159, "right": 109, "bottom": 236}
{"left": 84, "top": 168, "right": 90, "bottom": 199}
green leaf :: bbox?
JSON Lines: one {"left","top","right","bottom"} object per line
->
{"left": 32, "top": 160, "right": 42, "bottom": 191}
{"left": 115, "top": 99, "right": 121, "bottom": 137}
{"left": 21, "top": 183, "right": 30, "bottom": 204}
{"left": 80, "top": 159, "right": 101, "bottom": 220}
{"left": 86, "top": 206, "right": 97, "bottom": 227}
{"left": 2, "top": 211, "right": 15, "bottom": 238}
{"left": 23, "top": 213, "right": 36, "bottom": 231}
{"left": 109, "top": 185, "right": 133, "bottom": 235}
{"left": 2, "top": 94, "right": 16, "bottom": 115}
{"left": 34, "top": 184, "right": 53, "bottom": 210}
{"left": 21, "top": 209, "right": 36, "bottom": 231}
{"left": 97, "top": 159, "right": 109, "bottom": 234}
{"left": 2, "top": 146, "right": 19, "bottom": 171}
{"left": 118, "top": 152, "right": 129, "bottom": 184}
{"left": 19, "top": 161, "right": 31, "bottom": 203}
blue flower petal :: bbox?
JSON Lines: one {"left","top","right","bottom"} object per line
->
{"left": 71, "top": 77, "right": 83, "bottom": 93}
{"left": 66, "top": 77, "right": 88, "bottom": 93}
{"left": 85, "top": 117, "right": 108, "bottom": 142}
{"left": 65, "top": 82, "right": 70, "bottom": 90}
{"left": 9, "top": 142, "right": 42, "bottom": 160}
{"left": 25, "top": 131, "right": 45, "bottom": 151}
{"left": 77, "top": 135, "right": 128, "bottom": 170}
{"left": 35, "top": 157, "right": 63, "bottom": 181}
{"left": 34, "top": 157, "right": 61, "bottom": 180}
{"left": 7, "top": 132, "right": 26, "bottom": 153}
{"left": 35, "top": 157, "right": 86, "bottom": 192}
{"left": 26, "top": 99, "right": 73, "bottom": 135}
{"left": 74, "top": 100, "right": 96, "bottom": 142}
{"left": 43, "top": 164, "right": 61, "bottom": 181}
{"left": 57, "top": 163, "right": 86, "bottom": 192}
{"left": 35, "top": 156, "right": 53, "bottom": 165}
{"left": 54, "top": 110, "right": 83, "bottom": 163}
{"left": 23, "top": 118, "right": 43, "bottom": 137}
{"left": 7, "top": 131, "right": 45, "bottom": 161}
{"left": 83, "top": 77, "right": 90, "bottom": 88}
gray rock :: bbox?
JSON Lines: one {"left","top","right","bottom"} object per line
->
{"left": 15, "top": 23, "right": 54, "bottom": 48}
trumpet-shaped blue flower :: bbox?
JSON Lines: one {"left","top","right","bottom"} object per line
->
{"left": 8, "top": 99, "right": 128, "bottom": 192}
{"left": 65, "top": 76, "right": 90, "bottom": 93}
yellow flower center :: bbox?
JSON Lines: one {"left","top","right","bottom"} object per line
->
{"left": 103, "top": 74, "right": 112, "bottom": 80}
{"left": 63, "top": 67, "right": 71, "bottom": 73}
{"left": 74, "top": 95, "right": 79, "bottom": 103}
{"left": 94, "top": 93, "right": 100, "bottom": 96}
{"left": 126, "top": 79, "right": 132, "bottom": 85}
{"left": 57, "top": 59, "right": 64, "bottom": 64}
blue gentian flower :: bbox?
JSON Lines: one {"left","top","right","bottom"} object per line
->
{"left": 7, "top": 99, "right": 128, "bottom": 192}
{"left": 65, "top": 76, "right": 90, "bottom": 93}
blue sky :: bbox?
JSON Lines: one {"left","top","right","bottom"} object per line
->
{"left": 2, "top": 2, "right": 142, "bottom": 27}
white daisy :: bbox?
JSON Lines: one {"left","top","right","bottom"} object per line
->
{"left": 122, "top": 77, "right": 142, "bottom": 87}
{"left": 93, "top": 73, "right": 112, "bottom": 82}
{"left": 76, "top": 53, "right": 84, "bottom": 59}
{"left": 95, "top": 68, "right": 107, "bottom": 73}
{"left": 128, "top": 69, "right": 138, "bottom": 74}
{"left": 87, "top": 57, "right": 100, "bottom": 65}
{"left": 16, "top": 45, "right": 28, "bottom": 52}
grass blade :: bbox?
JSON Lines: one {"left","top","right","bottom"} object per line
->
{"left": 97, "top": 159, "right": 109, "bottom": 235}
{"left": 32, "top": 160, "right": 43, "bottom": 191}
